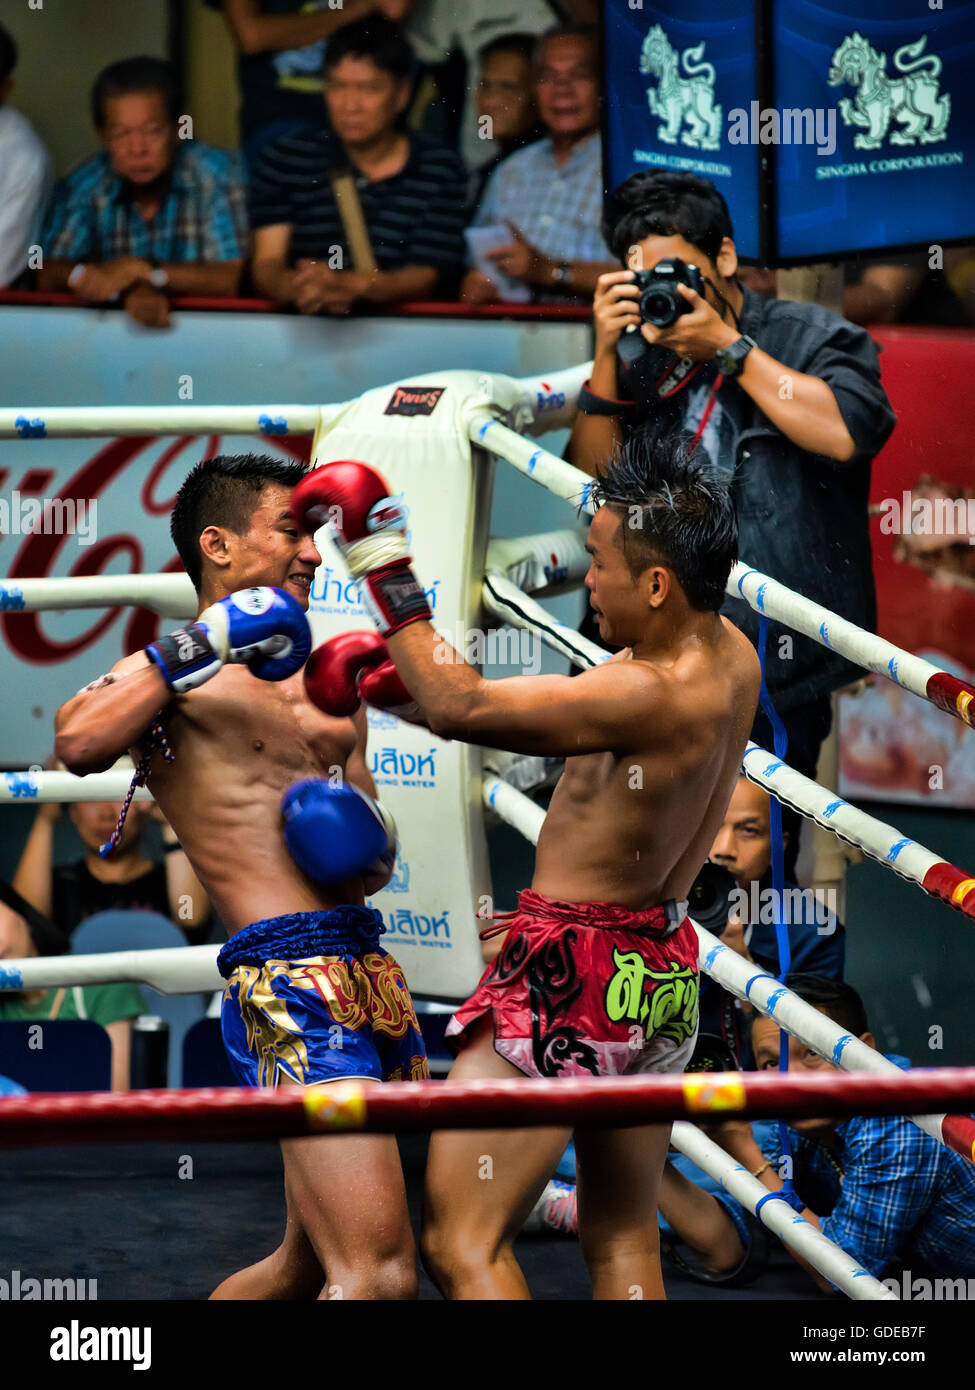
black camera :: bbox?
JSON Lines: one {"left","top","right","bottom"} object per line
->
{"left": 687, "top": 860, "right": 738, "bottom": 937}
{"left": 633, "top": 257, "right": 706, "bottom": 328}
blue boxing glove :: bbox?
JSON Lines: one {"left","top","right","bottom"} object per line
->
{"left": 282, "top": 778, "right": 397, "bottom": 891}
{"left": 146, "top": 587, "right": 311, "bottom": 693}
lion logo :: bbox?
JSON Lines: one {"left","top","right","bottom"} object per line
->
{"left": 828, "top": 32, "right": 950, "bottom": 150}
{"left": 640, "top": 24, "right": 722, "bottom": 152}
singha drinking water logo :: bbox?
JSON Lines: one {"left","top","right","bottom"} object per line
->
{"left": 640, "top": 24, "right": 722, "bottom": 152}
{"left": 828, "top": 32, "right": 950, "bottom": 150}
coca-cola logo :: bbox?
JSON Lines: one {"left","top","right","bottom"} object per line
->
{"left": 1, "top": 432, "right": 311, "bottom": 665}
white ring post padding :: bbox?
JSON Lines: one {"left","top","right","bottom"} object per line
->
{"left": 497, "top": 362, "right": 592, "bottom": 436}
{"left": 696, "top": 922, "right": 951, "bottom": 1146}
{"left": 0, "top": 572, "right": 197, "bottom": 617}
{"left": 482, "top": 774, "right": 955, "bottom": 1153}
{"left": 0, "top": 770, "right": 153, "bottom": 804}
{"left": 741, "top": 742, "right": 942, "bottom": 889}
{"left": 0, "top": 404, "right": 325, "bottom": 437}
{"left": 0, "top": 945, "right": 222, "bottom": 995}
{"left": 484, "top": 529, "right": 590, "bottom": 595}
{"left": 732, "top": 563, "right": 938, "bottom": 701}
{"left": 669, "top": 1124, "right": 895, "bottom": 1299}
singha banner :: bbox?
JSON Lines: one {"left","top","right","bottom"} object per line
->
{"left": 603, "top": 0, "right": 975, "bottom": 263}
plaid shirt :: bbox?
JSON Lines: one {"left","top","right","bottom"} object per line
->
{"left": 759, "top": 1057, "right": 975, "bottom": 1278}
{"left": 471, "top": 131, "right": 612, "bottom": 281}
{"left": 41, "top": 142, "right": 247, "bottom": 265}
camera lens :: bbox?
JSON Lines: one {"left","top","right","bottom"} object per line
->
{"left": 641, "top": 288, "right": 679, "bottom": 327}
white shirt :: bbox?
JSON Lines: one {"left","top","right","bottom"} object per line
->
{"left": 0, "top": 104, "right": 53, "bottom": 288}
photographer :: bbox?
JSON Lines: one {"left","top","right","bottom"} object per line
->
{"left": 696, "top": 774, "right": 846, "bottom": 1060}
{"left": 570, "top": 172, "right": 897, "bottom": 874}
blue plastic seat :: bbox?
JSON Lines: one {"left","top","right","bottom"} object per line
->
{"left": 0, "top": 1019, "right": 111, "bottom": 1090}
{"left": 71, "top": 910, "right": 206, "bottom": 1087}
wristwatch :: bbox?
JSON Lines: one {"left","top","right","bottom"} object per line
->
{"left": 148, "top": 258, "right": 169, "bottom": 290}
{"left": 715, "top": 334, "right": 757, "bottom": 377}
{"left": 551, "top": 260, "right": 571, "bottom": 290}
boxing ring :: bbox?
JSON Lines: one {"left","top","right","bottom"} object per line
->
{"left": 2, "top": 363, "right": 975, "bottom": 1301}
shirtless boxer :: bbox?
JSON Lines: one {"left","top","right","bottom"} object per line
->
{"left": 54, "top": 453, "right": 427, "bottom": 1301}
{"left": 292, "top": 429, "right": 762, "bottom": 1300}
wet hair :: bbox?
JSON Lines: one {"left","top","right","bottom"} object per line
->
{"left": 603, "top": 170, "right": 734, "bottom": 266}
{"left": 170, "top": 453, "right": 308, "bottom": 591}
{"left": 478, "top": 32, "right": 537, "bottom": 67}
{"left": 91, "top": 55, "right": 182, "bottom": 129}
{"left": 588, "top": 428, "right": 737, "bottom": 612}
{"left": 0, "top": 22, "right": 17, "bottom": 87}
{"left": 782, "top": 973, "right": 870, "bottom": 1039}
{"left": 324, "top": 17, "right": 414, "bottom": 82}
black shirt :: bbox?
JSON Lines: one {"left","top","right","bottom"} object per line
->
{"left": 206, "top": 0, "right": 331, "bottom": 141}
{"left": 51, "top": 860, "right": 172, "bottom": 937}
{"left": 249, "top": 127, "right": 468, "bottom": 281}
{"left": 620, "top": 287, "right": 898, "bottom": 710}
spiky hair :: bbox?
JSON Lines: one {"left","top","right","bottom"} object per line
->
{"left": 588, "top": 428, "right": 737, "bottom": 611}
{"left": 170, "top": 453, "right": 308, "bottom": 591}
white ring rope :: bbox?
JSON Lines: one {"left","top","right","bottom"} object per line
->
{"left": 669, "top": 1123, "right": 895, "bottom": 1300}
{"left": 0, "top": 404, "right": 325, "bottom": 438}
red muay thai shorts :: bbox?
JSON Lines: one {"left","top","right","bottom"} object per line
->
{"left": 446, "top": 889, "right": 699, "bottom": 1079}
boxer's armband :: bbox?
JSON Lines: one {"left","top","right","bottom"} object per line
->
{"left": 146, "top": 625, "right": 222, "bottom": 693}
{"left": 577, "top": 379, "right": 636, "bottom": 419}
{"left": 358, "top": 565, "right": 432, "bottom": 638}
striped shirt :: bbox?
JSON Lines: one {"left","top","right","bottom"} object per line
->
{"left": 248, "top": 129, "right": 467, "bottom": 279}
{"left": 41, "top": 143, "right": 247, "bottom": 264}
{"left": 759, "top": 1058, "right": 975, "bottom": 1279}
{"left": 471, "top": 131, "right": 613, "bottom": 267}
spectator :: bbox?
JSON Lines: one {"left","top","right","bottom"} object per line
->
{"left": 709, "top": 775, "right": 845, "bottom": 980}
{"left": 13, "top": 759, "right": 211, "bottom": 941}
{"left": 462, "top": 24, "right": 616, "bottom": 305}
{"left": 717, "top": 975, "right": 975, "bottom": 1288}
{"left": 206, "top": 0, "right": 413, "bottom": 170}
{"left": 0, "top": 884, "right": 146, "bottom": 1091}
{"left": 698, "top": 773, "right": 844, "bottom": 1061}
{"left": 467, "top": 34, "right": 544, "bottom": 211}
{"left": 37, "top": 56, "right": 247, "bottom": 328}
{"left": 569, "top": 170, "right": 897, "bottom": 875}
{"left": 842, "top": 251, "right": 966, "bottom": 328}
{"left": 404, "top": 1, "right": 594, "bottom": 167}
{"left": 0, "top": 21, "right": 52, "bottom": 289}
{"left": 250, "top": 17, "right": 466, "bottom": 313}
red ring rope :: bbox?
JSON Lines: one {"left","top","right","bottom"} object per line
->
{"left": 1, "top": 1070, "right": 974, "bottom": 1157}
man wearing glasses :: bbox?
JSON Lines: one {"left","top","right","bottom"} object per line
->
{"left": 462, "top": 24, "right": 617, "bottom": 306}
{"left": 38, "top": 57, "right": 247, "bottom": 328}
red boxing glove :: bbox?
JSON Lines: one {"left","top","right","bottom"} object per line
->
{"left": 291, "top": 461, "right": 431, "bottom": 637}
{"left": 305, "top": 631, "right": 423, "bottom": 723}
